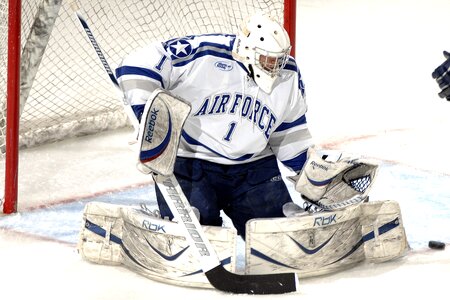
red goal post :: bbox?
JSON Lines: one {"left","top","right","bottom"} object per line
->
{"left": 1, "top": 0, "right": 297, "bottom": 214}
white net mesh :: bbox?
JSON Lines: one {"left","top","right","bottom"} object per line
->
{"left": 0, "top": 0, "right": 287, "bottom": 152}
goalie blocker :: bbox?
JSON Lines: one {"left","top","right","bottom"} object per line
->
{"left": 136, "top": 89, "right": 191, "bottom": 176}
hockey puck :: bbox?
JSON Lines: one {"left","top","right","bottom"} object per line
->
{"left": 428, "top": 240, "right": 445, "bottom": 250}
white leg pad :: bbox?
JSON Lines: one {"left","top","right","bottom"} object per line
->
{"left": 360, "top": 200, "right": 409, "bottom": 263}
{"left": 78, "top": 202, "right": 124, "bottom": 265}
{"left": 119, "top": 205, "right": 237, "bottom": 288}
{"left": 245, "top": 200, "right": 409, "bottom": 278}
{"left": 246, "top": 204, "right": 365, "bottom": 278}
{"left": 77, "top": 201, "right": 237, "bottom": 288}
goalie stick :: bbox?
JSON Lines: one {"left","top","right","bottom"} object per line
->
{"left": 73, "top": 8, "right": 298, "bottom": 294}
{"left": 153, "top": 174, "right": 298, "bottom": 294}
{"left": 73, "top": 5, "right": 140, "bottom": 138}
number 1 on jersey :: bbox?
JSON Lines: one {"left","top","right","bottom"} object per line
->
{"left": 223, "top": 122, "right": 237, "bottom": 142}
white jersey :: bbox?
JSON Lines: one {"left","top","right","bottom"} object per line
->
{"left": 116, "top": 34, "right": 312, "bottom": 172}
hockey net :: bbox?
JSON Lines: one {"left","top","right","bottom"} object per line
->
{"left": 0, "top": 0, "right": 295, "bottom": 213}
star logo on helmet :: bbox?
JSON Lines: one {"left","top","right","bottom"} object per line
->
{"left": 168, "top": 39, "right": 192, "bottom": 58}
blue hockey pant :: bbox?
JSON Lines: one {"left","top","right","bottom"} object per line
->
{"left": 155, "top": 155, "right": 292, "bottom": 239}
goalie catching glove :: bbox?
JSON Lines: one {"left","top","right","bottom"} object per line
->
{"left": 290, "top": 147, "right": 379, "bottom": 210}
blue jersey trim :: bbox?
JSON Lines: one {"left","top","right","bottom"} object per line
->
{"left": 197, "top": 41, "right": 232, "bottom": 52}
{"left": 284, "top": 58, "right": 298, "bottom": 72}
{"left": 131, "top": 104, "right": 145, "bottom": 121}
{"left": 173, "top": 50, "right": 234, "bottom": 67}
{"left": 284, "top": 64, "right": 298, "bottom": 72}
{"left": 275, "top": 115, "right": 307, "bottom": 132}
{"left": 283, "top": 57, "right": 305, "bottom": 96}
{"left": 181, "top": 130, "right": 254, "bottom": 161}
{"left": 116, "top": 66, "right": 165, "bottom": 89}
{"left": 298, "top": 69, "right": 306, "bottom": 98}
{"left": 165, "top": 34, "right": 237, "bottom": 67}
{"left": 281, "top": 151, "right": 308, "bottom": 172}
{"left": 168, "top": 41, "right": 232, "bottom": 61}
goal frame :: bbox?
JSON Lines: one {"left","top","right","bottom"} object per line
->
{"left": 4, "top": 0, "right": 22, "bottom": 214}
{"left": 2, "top": 0, "right": 297, "bottom": 214}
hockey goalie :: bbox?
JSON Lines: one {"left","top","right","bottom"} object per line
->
{"left": 77, "top": 90, "right": 409, "bottom": 289}
{"left": 76, "top": 12, "right": 407, "bottom": 292}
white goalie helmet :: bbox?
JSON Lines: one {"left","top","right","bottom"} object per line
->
{"left": 232, "top": 13, "right": 291, "bottom": 93}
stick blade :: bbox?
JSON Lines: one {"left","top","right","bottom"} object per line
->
{"left": 205, "top": 265, "right": 298, "bottom": 294}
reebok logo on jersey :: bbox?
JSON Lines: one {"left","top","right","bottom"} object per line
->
{"left": 214, "top": 61, "right": 233, "bottom": 71}
{"left": 145, "top": 108, "right": 159, "bottom": 143}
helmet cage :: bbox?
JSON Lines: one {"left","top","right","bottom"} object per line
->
{"left": 254, "top": 46, "right": 291, "bottom": 77}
